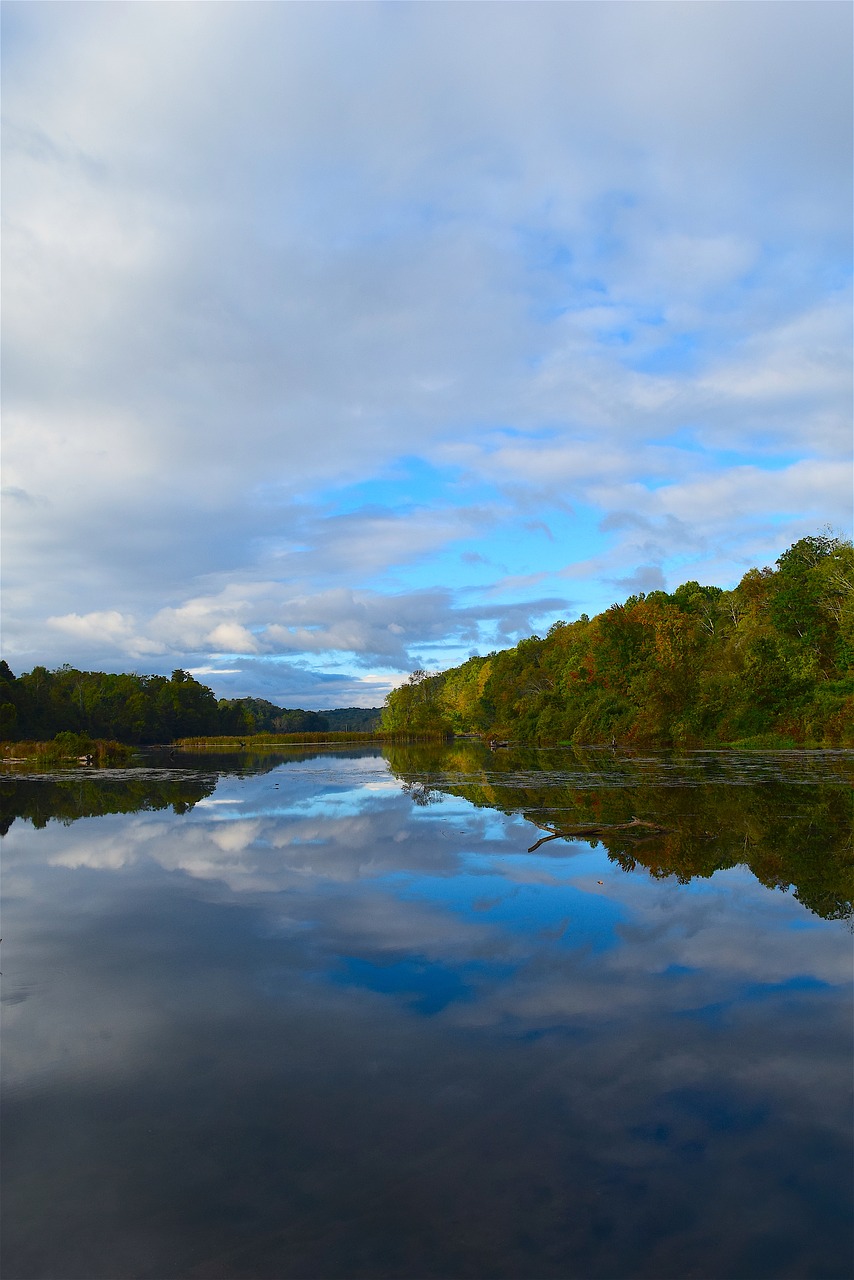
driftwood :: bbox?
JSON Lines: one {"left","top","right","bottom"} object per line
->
{"left": 528, "top": 816, "right": 671, "bottom": 853}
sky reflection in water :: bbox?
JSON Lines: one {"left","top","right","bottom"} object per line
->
{"left": 2, "top": 747, "right": 852, "bottom": 1279}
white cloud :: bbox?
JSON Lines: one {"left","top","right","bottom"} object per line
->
{"left": 46, "top": 610, "right": 164, "bottom": 658}
{"left": 2, "top": 2, "right": 850, "bottom": 688}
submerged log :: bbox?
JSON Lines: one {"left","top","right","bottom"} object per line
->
{"left": 527, "top": 816, "right": 672, "bottom": 853}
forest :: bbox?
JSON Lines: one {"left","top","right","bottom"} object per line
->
{"left": 0, "top": 665, "right": 335, "bottom": 744}
{"left": 381, "top": 534, "right": 854, "bottom": 747}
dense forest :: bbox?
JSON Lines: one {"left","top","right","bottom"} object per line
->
{"left": 0, "top": 664, "right": 366, "bottom": 744}
{"left": 382, "top": 534, "right": 854, "bottom": 747}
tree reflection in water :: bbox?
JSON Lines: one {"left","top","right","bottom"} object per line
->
{"left": 385, "top": 742, "right": 854, "bottom": 922}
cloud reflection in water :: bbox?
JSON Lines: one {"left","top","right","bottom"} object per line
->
{"left": 2, "top": 749, "right": 851, "bottom": 1279}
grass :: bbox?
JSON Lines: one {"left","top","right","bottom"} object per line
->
{"left": 1, "top": 734, "right": 133, "bottom": 766}
{"left": 728, "top": 733, "right": 801, "bottom": 750}
{"left": 174, "top": 730, "right": 451, "bottom": 751}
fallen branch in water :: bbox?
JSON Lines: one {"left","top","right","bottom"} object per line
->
{"left": 528, "top": 816, "right": 672, "bottom": 853}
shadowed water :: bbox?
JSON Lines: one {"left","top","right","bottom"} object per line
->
{"left": 2, "top": 744, "right": 852, "bottom": 1279}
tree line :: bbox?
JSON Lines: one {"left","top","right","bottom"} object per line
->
{"left": 0, "top": 665, "right": 339, "bottom": 744}
{"left": 381, "top": 534, "right": 854, "bottom": 747}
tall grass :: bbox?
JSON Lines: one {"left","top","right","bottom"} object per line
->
{"left": 174, "top": 730, "right": 450, "bottom": 750}
{"left": 1, "top": 734, "right": 133, "bottom": 766}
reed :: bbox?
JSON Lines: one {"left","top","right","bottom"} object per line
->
{"left": 174, "top": 730, "right": 450, "bottom": 750}
{"left": 1, "top": 735, "right": 133, "bottom": 766}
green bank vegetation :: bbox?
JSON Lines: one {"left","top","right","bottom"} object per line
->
{"left": 382, "top": 534, "right": 854, "bottom": 747}
{"left": 1, "top": 733, "right": 132, "bottom": 768}
{"left": 0, "top": 663, "right": 381, "bottom": 751}
{"left": 175, "top": 730, "right": 446, "bottom": 751}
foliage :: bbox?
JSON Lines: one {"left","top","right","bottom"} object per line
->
{"left": 0, "top": 663, "right": 379, "bottom": 745}
{"left": 381, "top": 533, "right": 854, "bottom": 746}
{"left": 319, "top": 707, "right": 382, "bottom": 732}
{"left": 175, "top": 729, "right": 446, "bottom": 751}
{"left": 0, "top": 665, "right": 221, "bottom": 744}
{"left": 379, "top": 669, "right": 452, "bottom": 736}
{"left": 216, "top": 697, "right": 330, "bottom": 736}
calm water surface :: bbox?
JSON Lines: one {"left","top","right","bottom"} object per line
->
{"left": 2, "top": 744, "right": 852, "bottom": 1279}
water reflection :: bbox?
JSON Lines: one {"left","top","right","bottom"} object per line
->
{"left": 2, "top": 746, "right": 852, "bottom": 1279}
{"left": 385, "top": 742, "right": 854, "bottom": 921}
{"left": 0, "top": 769, "right": 219, "bottom": 834}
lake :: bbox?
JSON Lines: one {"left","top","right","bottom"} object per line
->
{"left": 2, "top": 743, "right": 852, "bottom": 1279}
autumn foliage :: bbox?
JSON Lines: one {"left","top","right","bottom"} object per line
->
{"left": 381, "top": 535, "right": 854, "bottom": 746}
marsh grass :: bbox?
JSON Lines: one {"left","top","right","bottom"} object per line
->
{"left": 175, "top": 730, "right": 450, "bottom": 751}
{"left": 1, "top": 733, "right": 133, "bottom": 767}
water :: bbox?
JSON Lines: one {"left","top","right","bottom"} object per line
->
{"left": 2, "top": 743, "right": 852, "bottom": 1279}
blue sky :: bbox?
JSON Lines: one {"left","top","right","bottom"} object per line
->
{"left": 2, "top": 1, "right": 851, "bottom": 708}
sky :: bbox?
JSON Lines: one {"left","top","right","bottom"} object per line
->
{"left": 2, "top": 1, "right": 852, "bottom": 709}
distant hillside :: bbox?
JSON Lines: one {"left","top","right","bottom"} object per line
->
{"left": 217, "top": 700, "right": 381, "bottom": 735}
{"left": 319, "top": 707, "right": 382, "bottom": 732}
{"left": 217, "top": 697, "right": 329, "bottom": 735}
{"left": 380, "top": 534, "right": 854, "bottom": 748}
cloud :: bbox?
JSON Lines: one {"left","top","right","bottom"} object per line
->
{"left": 40, "top": 580, "right": 572, "bottom": 687}
{"left": 47, "top": 609, "right": 164, "bottom": 658}
{"left": 609, "top": 565, "right": 667, "bottom": 596}
{"left": 2, "top": 2, "right": 850, "bottom": 689}
{"left": 187, "top": 667, "right": 243, "bottom": 677}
